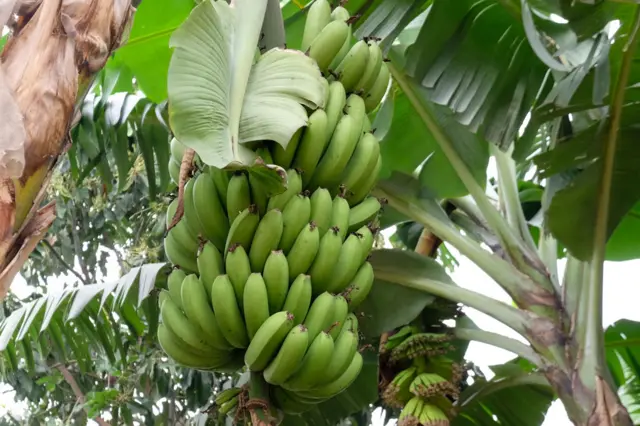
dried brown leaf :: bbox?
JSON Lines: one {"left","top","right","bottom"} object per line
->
{"left": 0, "top": 67, "right": 26, "bottom": 179}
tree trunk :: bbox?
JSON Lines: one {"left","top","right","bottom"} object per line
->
{"left": 0, "top": 0, "right": 135, "bottom": 299}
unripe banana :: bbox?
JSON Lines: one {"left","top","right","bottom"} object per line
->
{"left": 308, "top": 114, "right": 358, "bottom": 190}
{"left": 339, "top": 133, "right": 380, "bottom": 197}
{"left": 336, "top": 41, "right": 370, "bottom": 93}
{"left": 271, "top": 387, "right": 315, "bottom": 415}
{"left": 291, "top": 109, "right": 328, "bottom": 187}
{"left": 328, "top": 233, "right": 364, "bottom": 293}
{"left": 355, "top": 225, "right": 375, "bottom": 265}
{"left": 308, "top": 20, "right": 349, "bottom": 73}
{"left": 193, "top": 172, "right": 229, "bottom": 251}
{"left": 219, "top": 397, "right": 239, "bottom": 416}
{"left": 273, "top": 127, "right": 303, "bottom": 169}
{"left": 244, "top": 311, "right": 295, "bottom": 371}
{"left": 169, "top": 159, "right": 180, "bottom": 185}
{"left": 362, "top": 114, "right": 372, "bottom": 133}
{"left": 344, "top": 261, "right": 374, "bottom": 311}
{"left": 167, "top": 269, "right": 186, "bottom": 309}
{"left": 307, "top": 227, "right": 343, "bottom": 295}
{"left": 243, "top": 273, "right": 271, "bottom": 340}
{"left": 280, "top": 192, "right": 311, "bottom": 254}
{"left": 302, "top": 291, "right": 336, "bottom": 341}
{"left": 170, "top": 138, "right": 187, "bottom": 163}
{"left": 158, "top": 323, "right": 232, "bottom": 370}
{"left": 225, "top": 244, "right": 252, "bottom": 305}
{"left": 330, "top": 195, "right": 350, "bottom": 241}
{"left": 324, "top": 82, "right": 347, "bottom": 143}
{"left": 210, "top": 275, "right": 249, "bottom": 348}
{"left": 355, "top": 41, "right": 383, "bottom": 93}
{"left": 287, "top": 222, "right": 320, "bottom": 279}
{"left": 183, "top": 177, "right": 207, "bottom": 238}
{"left": 263, "top": 250, "right": 290, "bottom": 314}
{"left": 225, "top": 205, "right": 260, "bottom": 253}
{"left": 321, "top": 329, "right": 358, "bottom": 384}
{"left": 249, "top": 209, "right": 284, "bottom": 272}
{"left": 160, "top": 296, "right": 214, "bottom": 353}
{"left": 347, "top": 154, "right": 382, "bottom": 206}
{"left": 302, "top": 352, "right": 363, "bottom": 399}
{"left": 263, "top": 325, "right": 309, "bottom": 385}
{"left": 348, "top": 197, "right": 382, "bottom": 233}
{"left": 181, "top": 274, "right": 233, "bottom": 350}
{"left": 227, "top": 172, "right": 252, "bottom": 223}
{"left": 328, "top": 295, "right": 349, "bottom": 339}
{"left": 301, "top": 0, "right": 331, "bottom": 51}
{"left": 166, "top": 198, "right": 198, "bottom": 251}
{"left": 268, "top": 169, "right": 302, "bottom": 211}
{"left": 197, "top": 241, "right": 224, "bottom": 297}
{"left": 164, "top": 232, "right": 198, "bottom": 273}
{"left": 249, "top": 172, "right": 269, "bottom": 217}
{"left": 283, "top": 331, "right": 334, "bottom": 391}
{"left": 256, "top": 145, "right": 274, "bottom": 164}
{"left": 209, "top": 166, "right": 230, "bottom": 209}
{"left": 344, "top": 94, "right": 367, "bottom": 145}
{"left": 215, "top": 388, "right": 242, "bottom": 406}
{"left": 364, "top": 63, "right": 390, "bottom": 112}
{"left": 329, "top": 7, "right": 352, "bottom": 70}
{"left": 343, "top": 313, "right": 359, "bottom": 336}
{"left": 283, "top": 274, "right": 312, "bottom": 326}
{"left": 309, "top": 188, "right": 333, "bottom": 237}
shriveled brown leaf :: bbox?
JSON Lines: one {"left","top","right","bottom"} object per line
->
{"left": 0, "top": 67, "right": 26, "bottom": 179}
{"left": 0, "top": 202, "right": 55, "bottom": 299}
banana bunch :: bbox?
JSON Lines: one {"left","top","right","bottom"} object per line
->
{"left": 398, "top": 397, "right": 450, "bottom": 426}
{"left": 214, "top": 388, "right": 242, "bottom": 419}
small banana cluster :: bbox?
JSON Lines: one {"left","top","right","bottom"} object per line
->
{"left": 381, "top": 326, "right": 463, "bottom": 426}
{"left": 214, "top": 388, "right": 243, "bottom": 419}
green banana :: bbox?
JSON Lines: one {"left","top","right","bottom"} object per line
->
{"left": 271, "top": 387, "right": 314, "bottom": 415}
{"left": 309, "top": 114, "right": 359, "bottom": 190}
{"left": 249, "top": 172, "right": 269, "bottom": 216}
{"left": 273, "top": 127, "right": 303, "bottom": 169}
{"left": 356, "top": 41, "right": 383, "bottom": 93}
{"left": 263, "top": 250, "right": 290, "bottom": 314}
{"left": 158, "top": 324, "right": 232, "bottom": 370}
{"left": 362, "top": 114, "right": 372, "bottom": 133}
{"left": 364, "top": 63, "right": 390, "bottom": 112}
{"left": 227, "top": 172, "right": 252, "bottom": 223}
{"left": 160, "top": 296, "right": 214, "bottom": 353}
{"left": 210, "top": 274, "right": 249, "bottom": 348}
{"left": 166, "top": 198, "right": 198, "bottom": 251}
{"left": 183, "top": 177, "right": 207, "bottom": 238}
{"left": 170, "top": 137, "right": 187, "bottom": 163}
{"left": 219, "top": 397, "right": 239, "bottom": 416}
{"left": 329, "top": 7, "right": 352, "bottom": 70}
{"left": 169, "top": 159, "right": 180, "bottom": 185}
{"left": 245, "top": 311, "right": 295, "bottom": 371}
{"left": 348, "top": 197, "right": 381, "bottom": 233}
{"left": 301, "top": 0, "right": 331, "bottom": 51}
{"left": 339, "top": 133, "right": 380, "bottom": 197}
{"left": 307, "top": 227, "right": 343, "bottom": 295}
{"left": 344, "top": 261, "right": 374, "bottom": 311}
{"left": 330, "top": 194, "right": 350, "bottom": 241}
{"left": 347, "top": 154, "right": 382, "bottom": 206}
{"left": 329, "top": 295, "right": 349, "bottom": 339}
{"left": 287, "top": 222, "right": 320, "bottom": 279}
{"left": 256, "top": 145, "right": 274, "bottom": 164}
{"left": 324, "top": 81, "right": 347, "bottom": 143}
{"left": 280, "top": 192, "right": 311, "bottom": 254}
{"left": 302, "top": 352, "right": 363, "bottom": 399}
{"left": 343, "top": 313, "right": 359, "bottom": 336}
{"left": 291, "top": 109, "right": 328, "bottom": 187}
{"left": 197, "top": 241, "right": 224, "bottom": 297}
{"left": 243, "top": 273, "right": 271, "bottom": 339}
{"left": 167, "top": 269, "right": 186, "bottom": 309}
{"left": 209, "top": 166, "right": 230, "bottom": 209}
{"left": 336, "top": 40, "right": 370, "bottom": 93}
{"left": 301, "top": 291, "right": 336, "bottom": 341}
{"left": 309, "top": 188, "right": 333, "bottom": 237}
{"left": 215, "top": 387, "right": 241, "bottom": 406}
{"left": 225, "top": 205, "right": 260, "bottom": 253}
{"left": 249, "top": 208, "right": 284, "bottom": 272}
{"left": 344, "top": 94, "right": 367, "bottom": 145}
{"left": 355, "top": 225, "right": 374, "bottom": 265}
{"left": 308, "top": 20, "right": 350, "bottom": 73}
{"left": 225, "top": 244, "right": 252, "bottom": 305}
{"left": 267, "top": 169, "right": 302, "bottom": 211}
{"left": 263, "top": 325, "right": 309, "bottom": 385}
{"left": 193, "top": 172, "right": 229, "bottom": 251}
{"left": 321, "top": 329, "right": 358, "bottom": 385}
{"left": 181, "top": 274, "right": 233, "bottom": 350}
{"left": 327, "top": 232, "right": 364, "bottom": 293}
{"left": 283, "top": 331, "right": 334, "bottom": 391}
{"left": 164, "top": 232, "right": 198, "bottom": 273}
{"left": 283, "top": 274, "right": 312, "bottom": 325}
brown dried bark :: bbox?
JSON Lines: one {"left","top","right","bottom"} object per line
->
{"left": 0, "top": 0, "right": 134, "bottom": 299}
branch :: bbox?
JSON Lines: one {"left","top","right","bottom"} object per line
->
{"left": 453, "top": 327, "right": 543, "bottom": 367}
{"left": 55, "top": 364, "right": 110, "bottom": 426}
{"left": 42, "top": 239, "right": 87, "bottom": 284}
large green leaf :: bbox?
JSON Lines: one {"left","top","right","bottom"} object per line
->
{"left": 114, "top": 0, "right": 195, "bottom": 102}
{"left": 606, "top": 320, "right": 640, "bottom": 423}
{"left": 167, "top": 0, "right": 325, "bottom": 170}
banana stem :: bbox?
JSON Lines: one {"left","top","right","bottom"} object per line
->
{"left": 248, "top": 371, "right": 277, "bottom": 426}
{"left": 453, "top": 327, "right": 543, "bottom": 367}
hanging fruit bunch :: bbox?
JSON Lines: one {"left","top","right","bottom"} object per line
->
{"left": 158, "top": 0, "right": 391, "bottom": 420}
